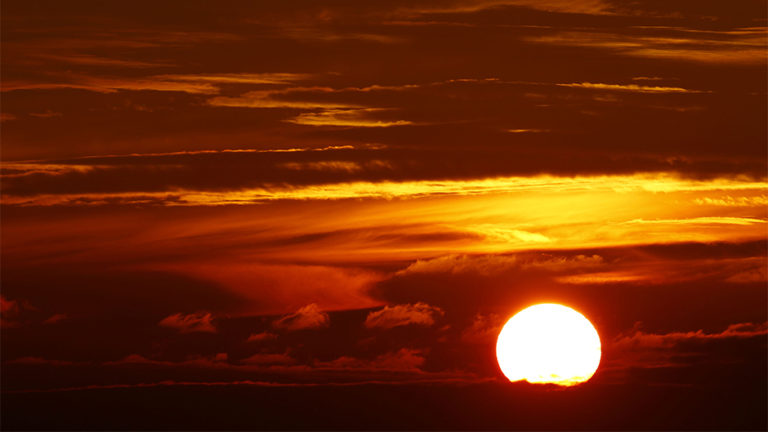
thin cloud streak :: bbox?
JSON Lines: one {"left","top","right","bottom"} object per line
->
{"left": 3, "top": 174, "right": 765, "bottom": 206}
{"left": 556, "top": 82, "right": 706, "bottom": 93}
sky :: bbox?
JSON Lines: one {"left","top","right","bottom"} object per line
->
{"left": 1, "top": 0, "right": 767, "bottom": 430}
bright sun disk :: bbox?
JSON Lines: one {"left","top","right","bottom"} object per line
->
{"left": 496, "top": 303, "right": 601, "bottom": 386}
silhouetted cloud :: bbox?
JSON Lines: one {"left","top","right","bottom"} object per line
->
{"left": 315, "top": 349, "right": 426, "bottom": 371}
{"left": 158, "top": 312, "right": 216, "bottom": 333}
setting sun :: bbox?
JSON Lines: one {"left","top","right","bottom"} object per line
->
{"left": 496, "top": 304, "right": 601, "bottom": 386}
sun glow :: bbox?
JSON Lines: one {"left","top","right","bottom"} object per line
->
{"left": 496, "top": 304, "right": 601, "bottom": 386}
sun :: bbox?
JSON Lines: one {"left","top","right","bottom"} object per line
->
{"left": 496, "top": 303, "right": 601, "bottom": 386}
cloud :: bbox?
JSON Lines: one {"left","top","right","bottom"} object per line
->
{"left": 2, "top": 78, "right": 219, "bottom": 94}
{"left": 3, "top": 73, "right": 307, "bottom": 95}
{"left": 315, "top": 348, "right": 426, "bottom": 371}
{"left": 556, "top": 271, "right": 647, "bottom": 284}
{"left": 208, "top": 87, "right": 413, "bottom": 128}
{"left": 622, "top": 217, "right": 766, "bottom": 226}
{"left": 158, "top": 312, "right": 216, "bottom": 333}
{"left": 364, "top": 303, "right": 444, "bottom": 329}
{"left": 694, "top": 196, "right": 768, "bottom": 207}
{"left": 526, "top": 29, "right": 768, "bottom": 65}
{"left": 461, "top": 313, "right": 505, "bottom": 343}
{"left": 273, "top": 304, "right": 330, "bottom": 330}
{"left": 398, "top": 253, "right": 604, "bottom": 276}
{"left": 1, "top": 162, "right": 100, "bottom": 180}
{"left": 287, "top": 109, "right": 413, "bottom": 127}
{"left": 206, "top": 89, "right": 357, "bottom": 109}
{"left": 30, "top": 53, "right": 168, "bottom": 68}
{"left": 724, "top": 266, "right": 767, "bottom": 284}
{"left": 605, "top": 321, "right": 768, "bottom": 372}
{"left": 156, "top": 73, "right": 309, "bottom": 85}
{"left": 1, "top": 295, "right": 20, "bottom": 315}
{"left": 613, "top": 321, "right": 768, "bottom": 350}
{"left": 465, "top": 224, "right": 551, "bottom": 243}
{"left": 106, "top": 353, "right": 229, "bottom": 367}
{"left": 7, "top": 173, "right": 766, "bottom": 207}
{"left": 402, "top": 0, "right": 612, "bottom": 17}
{"left": 247, "top": 331, "right": 278, "bottom": 342}
{"left": 0, "top": 295, "right": 37, "bottom": 328}
{"left": 279, "top": 160, "right": 365, "bottom": 173}
{"left": 506, "top": 128, "right": 549, "bottom": 133}
{"left": 7, "top": 376, "right": 491, "bottom": 394}
{"left": 556, "top": 82, "right": 705, "bottom": 94}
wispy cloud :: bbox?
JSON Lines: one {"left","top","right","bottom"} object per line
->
{"left": 207, "top": 90, "right": 357, "bottom": 109}
{"left": 402, "top": 0, "right": 612, "bottom": 17}
{"left": 527, "top": 28, "right": 768, "bottom": 65}
{"left": 287, "top": 109, "right": 413, "bottom": 127}
{"left": 506, "top": 128, "right": 549, "bottom": 133}
{"left": 2, "top": 77, "right": 219, "bottom": 94}
{"left": 556, "top": 82, "right": 705, "bottom": 94}
{"left": 157, "top": 73, "right": 310, "bottom": 85}
{"left": 4, "top": 174, "right": 766, "bottom": 206}
{"left": 2, "top": 73, "right": 308, "bottom": 95}
{"left": 622, "top": 217, "right": 766, "bottom": 226}
{"left": 694, "top": 196, "right": 768, "bottom": 207}
{"left": 29, "top": 53, "right": 170, "bottom": 68}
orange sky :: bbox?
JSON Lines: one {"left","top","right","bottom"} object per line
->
{"left": 1, "top": 1, "right": 766, "bottom": 429}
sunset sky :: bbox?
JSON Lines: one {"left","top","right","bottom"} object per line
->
{"left": 1, "top": 1, "right": 766, "bottom": 430}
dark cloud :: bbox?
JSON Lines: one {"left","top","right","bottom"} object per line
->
{"left": 158, "top": 312, "right": 217, "bottom": 333}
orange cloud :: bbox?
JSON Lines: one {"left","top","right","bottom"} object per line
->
{"left": 527, "top": 29, "right": 768, "bottom": 65}
{"left": 158, "top": 312, "right": 216, "bottom": 333}
{"left": 273, "top": 304, "right": 330, "bottom": 330}
{"left": 398, "top": 253, "right": 604, "bottom": 276}
{"left": 556, "top": 82, "right": 705, "bottom": 93}
{"left": 2, "top": 72, "right": 307, "bottom": 95}
{"left": 155, "top": 73, "right": 309, "bottom": 85}
{"left": 2, "top": 78, "right": 219, "bottom": 94}
{"left": 287, "top": 109, "right": 413, "bottom": 127}
{"left": 207, "top": 89, "right": 356, "bottom": 109}
{"left": 365, "top": 303, "right": 444, "bottom": 329}
{"left": 7, "top": 173, "right": 764, "bottom": 207}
